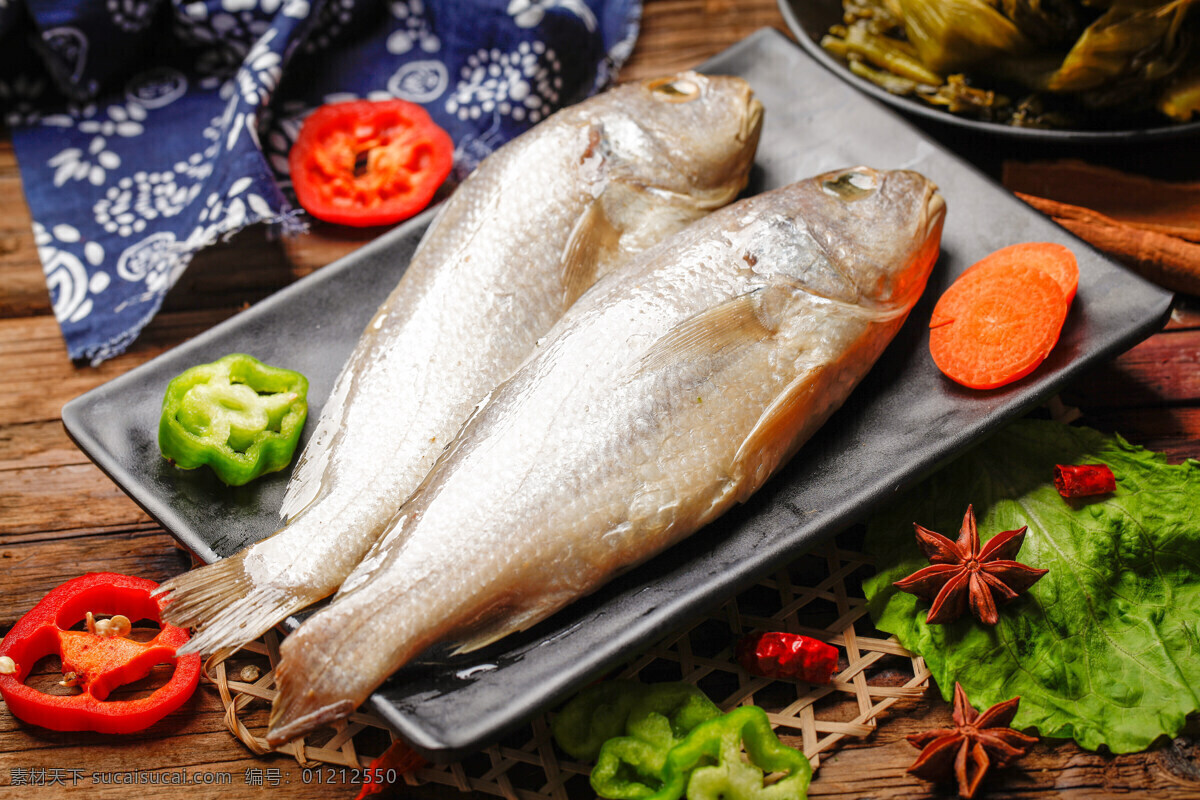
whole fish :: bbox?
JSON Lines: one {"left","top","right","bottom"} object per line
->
{"left": 156, "top": 73, "right": 764, "bottom": 656}
{"left": 265, "top": 166, "right": 947, "bottom": 744}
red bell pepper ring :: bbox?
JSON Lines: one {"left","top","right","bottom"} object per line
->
{"left": 0, "top": 572, "right": 201, "bottom": 734}
{"left": 289, "top": 98, "right": 454, "bottom": 227}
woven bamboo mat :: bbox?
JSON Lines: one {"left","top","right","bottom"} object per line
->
{"left": 205, "top": 537, "right": 930, "bottom": 797}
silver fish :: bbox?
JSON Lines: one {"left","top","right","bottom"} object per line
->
{"left": 157, "top": 73, "right": 763, "bottom": 656}
{"left": 265, "top": 166, "right": 946, "bottom": 744}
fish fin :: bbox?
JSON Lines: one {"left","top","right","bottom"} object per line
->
{"left": 449, "top": 605, "right": 556, "bottom": 656}
{"left": 729, "top": 364, "right": 827, "bottom": 503}
{"left": 560, "top": 199, "right": 620, "bottom": 308}
{"left": 595, "top": 181, "right": 708, "bottom": 259}
{"left": 637, "top": 287, "right": 785, "bottom": 376}
{"left": 267, "top": 663, "right": 356, "bottom": 747}
{"left": 450, "top": 630, "right": 511, "bottom": 656}
{"left": 155, "top": 550, "right": 317, "bottom": 656}
{"left": 267, "top": 604, "right": 380, "bottom": 747}
{"left": 266, "top": 700, "right": 355, "bottom": 747}
{"left": 280, "top": 354, "right": 360, "bottom": 521}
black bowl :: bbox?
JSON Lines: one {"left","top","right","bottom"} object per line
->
{"left": 778, "top": 0, "right": 1200, "bottom": 142}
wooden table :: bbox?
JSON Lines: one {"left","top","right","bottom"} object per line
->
{"left": 3, "top": 1, "right": 1200, "bottom": 797}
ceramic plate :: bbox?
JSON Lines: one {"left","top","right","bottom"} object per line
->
{"left": 778, "top": 0, "right": 1200, "bottom": 142}
{"left": 63, "top": 29, "right": 1173, "bottom": 761}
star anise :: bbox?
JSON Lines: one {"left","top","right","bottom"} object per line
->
{"left": 907, "top": 682, "right": 1038, "bottom": 798}
{"left": 893, "top": 505, "right": 1047, "bottom": 625}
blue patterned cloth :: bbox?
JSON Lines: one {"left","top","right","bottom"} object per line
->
{"left": 1, "top": 0, "right": 640, "bottom": 364}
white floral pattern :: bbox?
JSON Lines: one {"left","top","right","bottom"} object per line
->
{"left": 115, "top": 230, "right": 183, "bottom": 293}
{"left": 42, "top": 102, "right": 147, "bottom": 186}
{"left": 387, "top": 60, "right": 448, "bottom": 103}
{"left": 0, "top": 74, "right": 46, "bottom": 127}
{"left": 107, "top": 0, "right": 155, "bottom": 31}
{"left": 47, "top": 136, "right": 119, "bottom": 187}
{"left": 185, "top": 176, "right": 276, "bottom": 251}
{"left": 94, "top": 171, "right": 203, "bottom": 237}
{"left": 387, "top": 0, "right": 439, "bottom": 55}
{"left": 125, "top": 68, "right": 188, "bottom": 109}
{"left": 37, "top": 222, "right": 108, "bottom": 325}
{"left": 508, "top": 0, "right": 596, "bottom": 32}
{"left": 262, "top": 99, "right": 307, "bottom": 178}
{"left": 237, "top": 29, "right": 282, "bottom": 107}
{"left": 43, "top": 100, "right": 147, "bottom": 136}
{"left": 303, "top": 0, "right": 353, "bottom": 52}
{"left": 445, "top": 41, "right": 563, "bottom": 124}
{"left": 174, "top": 0, "right": 269, "bottom": 56}
{"left": 9, "top": 0, "right": 638, "bottom": 364}
{"left": 41, "top": 27, "right": 89, "bottom": 85}
{"left": 112, "top": 175, "right": 275, "bottom": 301}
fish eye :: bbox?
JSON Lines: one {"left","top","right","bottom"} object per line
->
{"left": 822, "top": 170, "right": 878, "bottom": 200}
{"left": 648, "top": 77, "right": 701, "bottom": 102}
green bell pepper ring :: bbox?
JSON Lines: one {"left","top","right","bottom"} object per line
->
{"left": 655, "top": 706, "right": 812, "bottom": 800}
{"left": 159, "top": 353, "right": 308, "bottom": 486}
{"left": 552, "top": 679, "right": 650, "bottom": 761}
{"left": 588, "top": 682, "right": 722, "bottom": 799}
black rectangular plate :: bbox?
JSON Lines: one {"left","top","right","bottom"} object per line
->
{"left": 63, "top": 28, "right": 1173, "bottom": 761}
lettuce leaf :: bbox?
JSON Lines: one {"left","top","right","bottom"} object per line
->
{"left": 864, "top": 419, "right": 1200, "bottom": 753}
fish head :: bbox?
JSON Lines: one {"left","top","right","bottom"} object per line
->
{"left": 795, "top": 166, "right": 946, "bottom": 308}
{"left": 594, "top": 72, "right": 763, "bottom": 211}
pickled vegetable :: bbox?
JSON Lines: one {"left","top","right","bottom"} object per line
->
{"left": 821, "top": 0, "right": 1200, "bottom": 128}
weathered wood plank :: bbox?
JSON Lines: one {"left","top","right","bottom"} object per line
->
{"left": 0, "top": 141, "right": 51, "bottom": 320}
{"left": 0, "top": 695, "right": 361, "bottom": 799}
{"left": 1065, "top": 329, "right": 1200, "bottom": 410}
{"left": 1082, "top": 407, "right": 1200, "bottom": 463}
{"left": 0, "top": 256, "right": 49, "bottom": 321}
{"left": 281, "top": 223, "right": 377, "bottom": 275}
{"left": 0, "top": 421, "right": 86, "bottom": 472}
{"left": 620, "top": 0, "right": 790, "bottom": 80}
{"left": 0, "top": 528, "right": 186, "bottom": 632}
{"left": 1, "top": 2, "right": 1197, "bottom": 797}
{"left": 0, "top": 463, "right": 151, "bottom": 538}
{"left": 0, "top": 309, "right": 237, "bottom": 425}
{"left": 1, "top": 521, "right": 164, "bottom": 548}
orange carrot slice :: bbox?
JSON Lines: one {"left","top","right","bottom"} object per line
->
{"left": 960, "top": 242, "right": 1079, "bottom": 304}
{"left": 929, "top": 261, "right": 1069, "bottom": 390}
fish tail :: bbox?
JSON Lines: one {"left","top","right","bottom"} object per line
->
{"left": 265, "top": 624, "right": 359, "bottom": 747}
{"left": 266, "top": 656, "right": 355, "bottom": 747}
{"left": 155, "top": 554, "right": 308, "bottom": 656}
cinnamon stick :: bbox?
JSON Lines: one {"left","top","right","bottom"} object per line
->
{"left": 1003, "top": 160, "right": 1200, "bottom": 243}
{"left": 1016, "top": 193, "right": 1200, "bottom": 296}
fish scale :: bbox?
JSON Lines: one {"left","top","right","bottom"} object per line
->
{"left": 267, "top": 166, "right": 946, "bottom": 744}
{"left": 153, "top": 73, "right": 764, "bottom": 657}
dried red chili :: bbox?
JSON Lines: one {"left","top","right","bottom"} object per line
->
{"left": 736, "top": 632, "right": 839, "bottom": 684}
{"left": 0, "top": 573, "right": 200, "bottom": 734}
{"left": 354, "top": 740, "right": 426, "bottom": 799}
{"left": 1053, "top": 464, "right": 1116, "bottom": 498}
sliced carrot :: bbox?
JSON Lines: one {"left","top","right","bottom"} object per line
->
{"left": 960, "top": 242, "right": 1079, "bottom": 304}
{"left": 929, "top": 261, "right": 1069, "bottom": 390}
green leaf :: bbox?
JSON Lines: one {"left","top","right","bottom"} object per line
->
{"left": 864, "top": 419, "right": 1200, "bottom": 753}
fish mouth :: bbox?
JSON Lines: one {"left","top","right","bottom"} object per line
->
{"left": 742, "top": 96, "right": 764, "bottom": 145}
{"left": 691, "top": 93, "right": 763, "bottom": 211}
{"left": 924, "top": 183, "right": 947, "bottom": 241}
